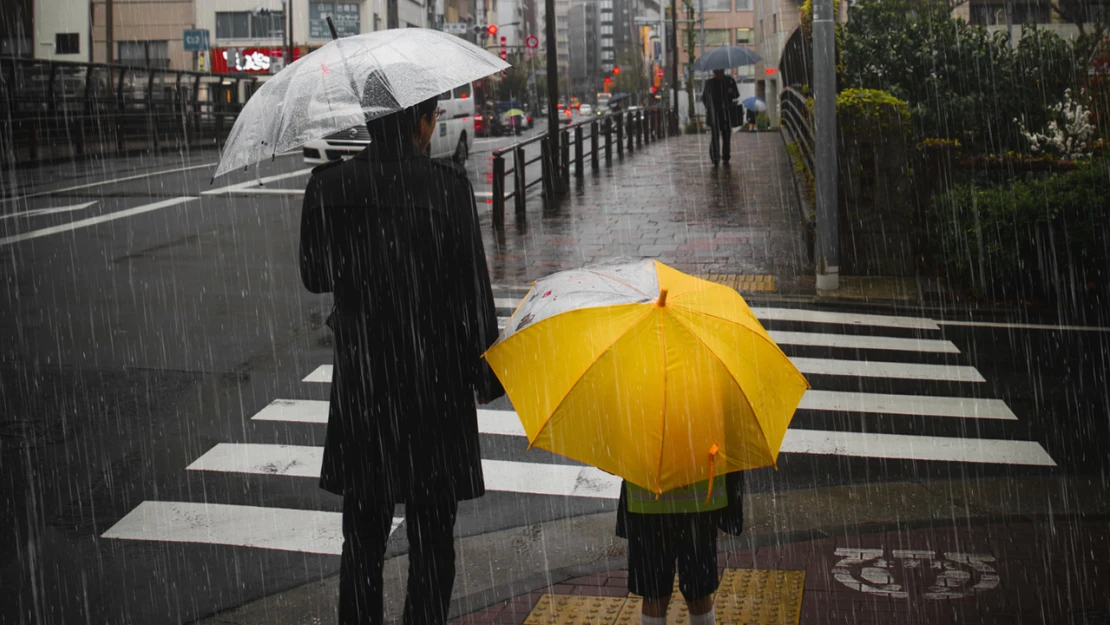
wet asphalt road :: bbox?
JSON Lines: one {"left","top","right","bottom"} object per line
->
{"left": 1, "top": 141, "right": 1109, "bottom": 625}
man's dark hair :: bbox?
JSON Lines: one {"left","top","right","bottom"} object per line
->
{"left": 366, "top": 96, "right": 438, "bottom": 141}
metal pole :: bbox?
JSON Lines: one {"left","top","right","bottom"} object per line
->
{"left": 545, "top": 0, "right": 561, "bottom": 185}
{"left": 492, "top": 152, "right": 506, "bottom": 230}
{"left": 106, "top": 0, "right": 114, "bottom": 63}
{"left": 670, "top": 0, "right": 679, "bottom": 130}
{"left": 813, "top": 0, "right": 838, "bottom": 290}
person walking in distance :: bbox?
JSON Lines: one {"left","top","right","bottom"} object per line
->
{"left": 701, "top": 69, "right": 739, "bottom": 166}
{"left": 299, "top": 89, "right": 504, "bottom": 625}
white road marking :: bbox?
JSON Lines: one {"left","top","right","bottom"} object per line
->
{"left": 0, "top": 197, "right": 196, "bottom": 247}
{"left": 252, "top": 393, "right": 1018, "bottom": 426}
{"left": 937, "top": 319, "right": 1110, "bottom": 333}
{"left": 799, "top": 391, "right": 1018, "bottom": 420}
{"left": 304, "top": 357, "right": 985, "bottom": 384}
{"left": 187, "top": 443, "right": 621, "bottom": 499}
{"left": 749, "top": 307, "right": 940, "bottom": 330}
{"left": 474, "top": 191, "right": 494, "bottom": 198}
{"left": 768, "top": 331, "right": 960, "bottom": 354}
{"left": 224, "top": 188, "right": 305, "bottom": 196}
{"left": 0, "top": 162, "right": 214, "bottom": 203}
{"left": 782, "top": 428, "right": 1056, "bottom": 466}
{"left": 202, "top": 168, "right": 313, "bottom": 196}
{"left": 792, "top": 357, "right": 985, "bottom": 382}
{"left": 0, "top": 200, "right": 98, "bottom": 220}
{"left": 101, "top": 501, "right": 401, "bottom": 555}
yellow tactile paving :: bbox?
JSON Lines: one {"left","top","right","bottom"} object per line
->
{"left": 694, "top": 274, "right": 777, "bottom": 292}
{"left": 524, "top": 569, "right": 805, "bottom": 625}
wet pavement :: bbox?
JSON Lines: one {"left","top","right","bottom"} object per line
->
{"left": 2, "top": 131, "right": 1109, "bottom": 625}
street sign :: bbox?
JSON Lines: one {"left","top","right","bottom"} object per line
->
{"left": 444, "top": 22, "right": 468, "bottom": 35}
{"left": 183, "top": 29, "right": 210, "bottom": 51}
{"left": 525, "top": 35, "right": 539, "bottom": 49}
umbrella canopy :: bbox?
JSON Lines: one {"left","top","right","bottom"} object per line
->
{"left": 484, "top": 259, "right": 809, "bottom": 495}
{"left": 692, "top": 46, "right": 762, "bottom": 72}
{"left": 742, "top": 96, "right": 768, "bottom": 113}
{"left": 214, "top": 29, "right": 509, "bottom": 177}
{"left": 502, "top": 108, "right": 526, "bottom": 119}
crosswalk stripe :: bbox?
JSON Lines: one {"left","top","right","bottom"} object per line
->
{"left": 791, "top": 357, "right": 985, "bottom": 382}
{"left": 187, "top": 443, "right": 621, "bottom": 499}
{"left": 767, "top": 331, "right": 959, "bottom": 353}
{"left": 799, "top": 391, "right": 1017, "bottom": 420}
{"left": 303, "top": 357, "right": 984, "bottom": 385}
{"left": 252, "top": 395, "right": 1017, "bottom": 426}
{"left": 781, "top": 429, "right": 1056, "bottom": 466}
{"left": 101, "top": 500, "right": 401, "bottom": 555}
{"left": 494, "top": 300, "right": 941, "bottom": 331}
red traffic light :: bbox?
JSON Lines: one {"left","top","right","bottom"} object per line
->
{"left": 612, "top": 66, "right": 621, "bottom": 75}
{"left": 604, "top": 77, "right": 611, "bottom": 84}
{"left": 487, "top": 24, "right": 498, "bottom": 36}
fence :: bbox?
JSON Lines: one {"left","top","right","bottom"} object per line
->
{"left": 779, "top": 87, "right": 814, "bottom": 183}
{"left": 490, "top": 105, "right": 670, "bottom": 230}
{"left": 1, "top": 56, "right": 259, "bottom": 167}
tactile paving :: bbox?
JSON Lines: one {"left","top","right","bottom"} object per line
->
{"left": 524, "top": 595, "right": 627, "bottom": 625}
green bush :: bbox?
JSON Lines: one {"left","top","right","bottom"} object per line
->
{"left": 929, "top": 158, "right": 1110, "bottom": 304}
{"left": 756, "top": 113, "right": 772, "bottom": 131}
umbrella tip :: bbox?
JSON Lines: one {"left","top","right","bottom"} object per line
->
{"left": 657, "top": 289, "right": 668, "bottom": 307}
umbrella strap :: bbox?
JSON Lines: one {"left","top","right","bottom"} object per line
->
{"left": 705, "top": 443, "right": 719, "bottom": 506}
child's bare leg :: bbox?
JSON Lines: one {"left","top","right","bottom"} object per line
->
{"left": 685, "top": 595, "right": 714, "bottom": 616}
{"left": 642, "top": 596, "right": 670, "bottom": 618}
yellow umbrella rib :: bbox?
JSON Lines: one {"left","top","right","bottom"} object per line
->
{"left": 583, "top": 268, "right": 652, "bottom": 298}
{"left": 668, "top": 303, "right": 811, "bottom": 390}
{"left": 527, "top": 306, "right": 658, "bottom": 448}
{"left": 664, "top": 309, "right": 778, "bottom": 466}
{"left": 654, "top": 307, "right": 668, "bottom": 496}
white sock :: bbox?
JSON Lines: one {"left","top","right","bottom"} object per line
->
{"left": 640, "top": 614, "right": 667, "bottom": 625}
{"left": 689, "top": 608, "right": 716, "bottom": 625}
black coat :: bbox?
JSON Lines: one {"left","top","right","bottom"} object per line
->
{"left": 299, "top": 140, "right": 504, "bottom": 504}
{"left": 615, "top": 472, "right": 745, "bottom": 538}
{"left": 701, "top": 75, "right": 739, "bottom": 129}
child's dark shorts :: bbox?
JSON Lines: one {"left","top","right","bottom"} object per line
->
{"left": 626, "top": 510, "right": 720, "bottom": 601}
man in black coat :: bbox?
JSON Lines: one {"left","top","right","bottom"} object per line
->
{"left": 701, "top": 69, "right": 739, "bottom": 166}
{"left": 299, "top": 94, "right": 504, "bottom": 625}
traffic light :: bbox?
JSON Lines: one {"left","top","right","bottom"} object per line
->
{"left": 487, "top": 24, "right": 498, "bottom": 36}
{"left": 612, "top": 66, "right": 621, "bottom": 75}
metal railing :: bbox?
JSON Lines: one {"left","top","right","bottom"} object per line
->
{"left": 490, "top": 105, "right": 670, "bottom": 230}
{"left": 780, "top": 87, "right": 814, "bottom": 180}
{"left": 1, "top": 56, "right": 261, "bottom": 167}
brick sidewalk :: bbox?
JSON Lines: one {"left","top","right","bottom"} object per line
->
{"left": 450, "top": 519, "right": 1110, "bottom": 625}
{"left": 479, "top": 131, "right": 814, "bottom": 296}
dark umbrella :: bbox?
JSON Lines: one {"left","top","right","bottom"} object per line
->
{"left": 692, "top": 46, "right": 761, "bottom": 72}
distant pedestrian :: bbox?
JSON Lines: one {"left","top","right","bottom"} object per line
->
{"left": 701, "top": 69, "right": 739, "bottom": 165}
{"left": 746, "top": 107, "right": 758, "bottom": 132}
{"left": 616, "top": 473, "right": 746, "bottom": 625}
{"left": 299, "top": 91, "right": 504, "bottom": 625}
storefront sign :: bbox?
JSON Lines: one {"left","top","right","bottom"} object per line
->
{"left": 212, "top": 47, "right": 301, "bottom": 73}
{"left": 310, "top": 3, "right": 361, "bottom": 39}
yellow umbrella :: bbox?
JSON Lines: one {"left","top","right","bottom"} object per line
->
{"left": 484, "top": 259, "right": 809, "bottom": 495}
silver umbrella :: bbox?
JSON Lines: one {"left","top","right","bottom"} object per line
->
{"left": 214, "top": 28, "right": 509, "bottom": 178}
{"left": 691, "top": 46, "right": 762, "bottom": 72}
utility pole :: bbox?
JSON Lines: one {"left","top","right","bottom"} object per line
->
{"left": 288, "top": 0, "right": 295, "bottom": 61}
{"left": 105, "top": 0, "right": 114, "bottom": 63}
{"left": 812, "top": 0, "right": 838, "bottom": 290}
{"left": 545, "top": 0, "right": 561, "bottom": 185}
{"left": 670, "top": 0, "right": 678, "bottom": 131}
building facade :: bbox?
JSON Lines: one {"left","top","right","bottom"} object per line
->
{"left": 567, "top": 0, "right": 598, "bottom": 96}
{"left": 752, "top": 0, "right": 800, "bottom": 124}
{"left": 90, "top": 0, "right": 195, "bottom": 69}
{"left": 676, "top": 0, "right": 756, "bottom": 92}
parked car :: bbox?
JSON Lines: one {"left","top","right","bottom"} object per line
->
{"left": 579, "top": 104, "right": 593, "bottom": 117}
{"left": 303, "top": 82, "right": 475, "bottom": 165}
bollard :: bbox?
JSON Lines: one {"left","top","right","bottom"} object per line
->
{"left": 590, "top": 121, "right": 599, "bottom": 171}
{"left": 561, "top": 129, "right": 571, "bottom": 184}
{"left": 514, "top": 146, "right": 527, "bottom": 219}
{"left": 541, "top": 137, "right": 554, "bottom": 209}
{"left": 604, "top": 117, "right": 612, "bottom": 164}
{"left": 492, "top": 153, "right": 506, "bottom": 231}
{"left": 637, "top": 111, "right": 645, "bottom": 148}
{"left": 616, "top": 114, "right": 624, "bottom": 157}
{"left": 626, "top": 112, "right": 634, "bottom": 152}
{"left": 574, "top": 125, "right": 584, "bottom": 178}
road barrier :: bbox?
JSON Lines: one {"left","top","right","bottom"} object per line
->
{"left": 1, "top": 56, "right": 260, "bottom": 168}
{"left": 489, "top": 105, "right": 670, "bottom": 231}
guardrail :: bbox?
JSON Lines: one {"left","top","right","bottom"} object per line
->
{"left": 779, "top": 87, "right": 814, "bottom": 179}
{"left": 490, "top": 105, "right": 670, "bottom": 230}
{"left": 1, "top": 56, "right": 259, "bottom": 167}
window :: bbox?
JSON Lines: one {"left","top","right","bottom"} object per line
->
{"left": 735, "top": 27, "right": 753, "bottom": 43}
{"left": 251, "top": 10, "right": 286, "bottom": 38}
{"left": 704, "top": 0, "right": 731, "bottom": 10}
{"left": 118, "top": 40, "right": 169, "bottom": 68}
{"left": 55, "top": 33, "right": 79, "bottom": 54}
{"left": 706, "top": 29, "right": 730, "bottom": 46}
{"left": 735, "top": 0, "right": 752, "bottom": 9}
{"left": 452, "top": 83, "right": 471, "bottom": 99}
{"left": 216, "top": 12, "right": 250, "bottom": 39}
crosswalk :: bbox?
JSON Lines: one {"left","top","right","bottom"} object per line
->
{"left": 102, "top": 300, "right": 1056, "bottom": 555}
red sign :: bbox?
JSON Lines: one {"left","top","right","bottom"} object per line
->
{"left": 765, "top": 67, "right": 778, "bottom": 75}
{"left": 211, "top": 47, "right": 301, "bottom": 74}
{"left": 525, "top": 35, "right": 539, "bottom": 49}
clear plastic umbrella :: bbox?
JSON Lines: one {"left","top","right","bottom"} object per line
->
{"left": 214, "top": 28, "right": 509, "bottom": 178}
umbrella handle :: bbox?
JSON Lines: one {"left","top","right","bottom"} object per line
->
{"left": 705, "top": 444, "right": 719, "bottom": 505}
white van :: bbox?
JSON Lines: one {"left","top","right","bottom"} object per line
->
{"left": 302, "top": 82, "right": 474, "bottom": 166}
